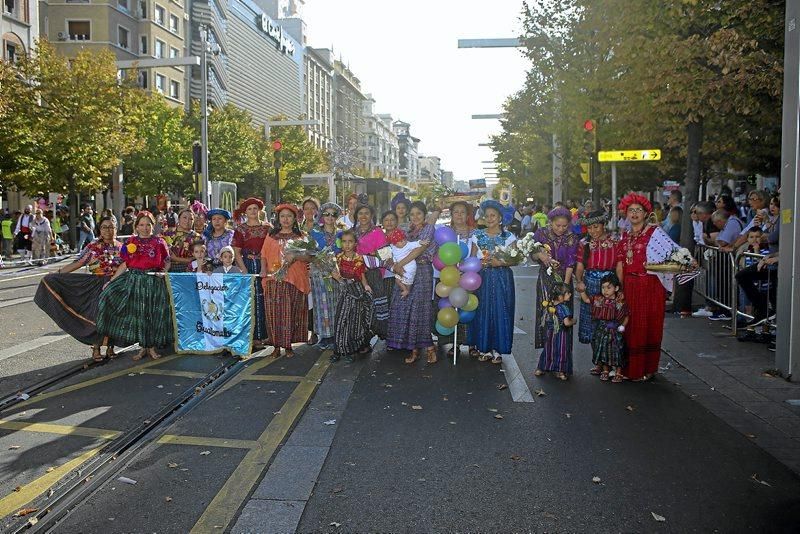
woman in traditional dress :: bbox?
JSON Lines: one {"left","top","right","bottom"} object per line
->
{"left": 387, "top": 201, "right": 438, "bottom": 364}
{"left": 30, "top": 209, "right": 53, "bottom": 261}
{"left": 301, "top": 198, "right": 320, "bottom": 233}
{"left": 353, "top": 203, "right": 390, "bottom": 341}
{"left": 191, "top": 201, "right": 208, "bottom": 235}
{"left": 164, "top": 209, "right": 201, "bottom": 272}
{"left": 338, "top": 193, "right": 359, "bottom": 229}
{"left": 309, "top": 202, "right": 343, "bottom": 350}
{"left": 436, "top": 201, "right": 476, "bottom": 358}
{"left": 260, "top": 203, "right": 310, "bottom": 358}
{"left": 466, "top": 200, "right": 516, "bottom": 364}
{"left": 614, "top": 193, "right": 683, "bottom": 381}
{"left": 203, "top": 209, "right": 234, "bottom": 265}
{"left": 232, "top": 197, "right": 271, "bottom": 348}
{"left": 574, "top": 209, "right": 617, "bottom": 371}
{"left": 331, "top": 229, "right": 374, "bottom": 362}
{"left": 35, "top": 216, "right": 123, "bottom": 361}
{"left": 390, "top": 192, "right": 411, "bottom": 231}
{"left": 96, "top": 211, "right": 172, "bottom": 361}
{"left": 380, "top": 210, "right": 399, "bottom": 306}
{"left": 532, "top": 207, "right": 580, "bottom": 351}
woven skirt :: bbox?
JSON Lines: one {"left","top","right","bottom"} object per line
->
{"left": 243, "top": 255, "right": 269, "bottom": 341}
{"left": 264, "top": 279, "right": 308, "bottom": 349}
{"left": 310, "top": 265, "right": 340, "bottom": 340}
{"left": 366, "top": 268, "right": 388, "bottom": 339}
{"left": 578, "top": 269, "right": 613, "bottom": 344}
{"left": 35, "top": 273, "right": 107, "bottom": 345}
{"left": 96, "top": 269, "right": 173, "bottom": 348}
{"left": 334, "top": 280, "right": 373, "bottom": 357}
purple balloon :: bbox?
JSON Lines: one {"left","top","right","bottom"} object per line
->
{"left": 432, "top": 255, "right": 446, "bottom": 271}
{"left": 438, "top": 297, "right": 451, "bottom": 309}
{"left": 460, "top": 271, "right": 482, "bottom": 291}
{"left": 434, "top": 226, "right": 458, "bottom": 245}
{"left": 460, "top": 257, "right": 482, "bottom": 273}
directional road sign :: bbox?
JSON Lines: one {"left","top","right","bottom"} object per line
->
{"left": 598, "top": 149, "right": 661, "bottom": 162}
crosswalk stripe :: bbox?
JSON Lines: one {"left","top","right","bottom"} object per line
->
{"left": 0, "top": 333, "right": 71, "bottom": 362}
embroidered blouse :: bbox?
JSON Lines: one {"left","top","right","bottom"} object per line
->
{"left": 232, "top": 223, "right": 270, "bottom": 254}
{"left": 78, "top": 239, "right": 124, "bottom": 276}
{"left": 407, "top": 223, "right": 437, "bottom": 264}
{"left": 470, "top": 228, "right": 516, "bottom": 255}
{"left": 577, "top": 234, "right": 618, "bottom": 271}
{"left": 260, "top": 231, "right": 310, "bottom": 294}
{"left": 205, "top": 229, "right": 234, "bottom": 261}
{"left": 337, "top": 252, "right": 366, "bottom": 280}
{"left": 310, "top": 227, "right": 342, "bottom": 254}
{"left": 163, "top": 228, "right": 201, "bottom": 260}
{"left": 590, "top": 295, "right": 629, "bottom": 323}
{"left": 121, "top": 236, "right": 170, "bottom": 271}
{"left": 355, "top": 225, "right": 388, "bottom": 269}
{"left": 533, "top": 227, "right": 579, "bottom": 276}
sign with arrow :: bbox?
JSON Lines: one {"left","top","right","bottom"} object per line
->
{"left": 598, "top": 149, "right": 661, "bottom": 162}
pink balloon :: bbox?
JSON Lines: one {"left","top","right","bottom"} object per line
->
{"left": 459, "top": 272, "right": 482, "bottom": 291}
{"left": 460, "top": 257, "right": 482, "bottom": 273}
{"left": 432, "top": 255, "right": 446, "bottom": 271}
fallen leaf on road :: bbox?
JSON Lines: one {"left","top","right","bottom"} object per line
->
{"left": 626, "top": 405, "right": 635, "bottom": 412}
{"left": 497, "top": 384, "right": 508, "bottom": 390}
{"left": 323, "top": 419, "right": 337, "bottom": 425}
{"left": 13, "top": 508, "right": 38, "bottom": 517}
{"left": 199, "top": 451, "right": 211, "bottom": 456}
{"left": 510, "top": 454, "right": 523, "bottom": 461}
{"left": 117, "top": 477, "right": 137, "bottom": 485}
{"left": 165, "top": 496, "right": 173, "bottom": 502}
{"left": 401, "top": 402, "right": 408, "bottom": 406}
{"left": 494, "top": 414, "right": 504, "bottom": 420}
{"left": 564, "top": 413, "right": 572, "bottom": 419}
{"left": 156, "top": 385, "right": 164, "bottom": 389}
{"left": 167, "top": 462, "right": 179, "bottom": 468}
{"left": 488, "top": 408, "right": 498, "bottom": 413}
{"left": 651, "top": 512, "right": 666, "bottom": 522}
{"left": 745, "top": 433, "right": 757, "bottom": 439}
{"left": 46, "top": 467, "right": 54, "bottom": 473}
{"left": 8, "top": 445, "right": 20, "bottom": 450}
{"left": 442, "top": 397, "right": 448, "bottom": 401}
{"left": 329, "top": 522, "right": 341, "bottom": 528}
{"left": 449, "top": 421, "right": 456, "bottom": 425}
{"left": 535, "top": 389, "right": 546, "bottom": 397}
{"left": 542, "top": 512, "right": 558, "bottom": 520}
{"left": 13, "top": 486, "right": 21, "bottom": 492}
{"left": 27, "top": 517, "right": 38, "bottom": 526}
{"left": 332, "top": 487, "right": 344, "bottom": 493}
{"left": 412, "top": 405, "right": 423, "bottom": 410}
{"left": 47, "top": 489, "right": 54, "bottom": 498}
{"left": 592, "top": 476, "right": 601, "bottom": 484}
{"left": 751, "top": 473, "right": 772, "bottom": 487}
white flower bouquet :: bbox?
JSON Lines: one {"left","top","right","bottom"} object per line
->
{"left": 516, "top": 234, "right": 550, "bottom": 265}
{"left": 489, "top": 244, "right": 524, "bottom": 266}
{"left": 646, "top": 247, "right": 695, "bottom": 273}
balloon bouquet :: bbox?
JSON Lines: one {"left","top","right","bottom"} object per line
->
{"left": 431, "top": 227, "right": 482, "bottom": 364}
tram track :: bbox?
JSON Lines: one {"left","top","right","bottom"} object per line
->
{"left": 2, "top": 351, "right": 253, "bottom": 532}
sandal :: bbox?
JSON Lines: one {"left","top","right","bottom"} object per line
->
{"left": 600, "top": 371, "right": 610, "bottom": 381}
{"left": 105, "top": 346, "right": 116, "bottom": 360}
{"left": 590, "top": 366, "right": 602, "bottom": 376}
{"left": 491, "top": 354, "right": 502, "bottom": 365}
{"left": 426, "top": 347, "right": 438, "bottom": 364}
{"left": 132, "top": 348, "right": 148, "bottom": 361}
{"left": 148, "top": 348, "right": 162, "bottom": 360}
{"left": 469, "top": 347, "right": 481, "bottom": 358}
{"left": 405, "top": 349, "right": 420, "bottom": 364}
{"left": 534, "top": 369, "right": 545, "bottom": 376}
{"left": 555, "top": 372, "right": 568, "bottom": 381}
{"left": 611, "top": 373, "right": 623, "bottom": 383}
{"left": 477, "top": 353, "right": 491, "bottom": 362}
{"left": 92, "top": 345, "right": 104, "bottom": 362}
{"left": 285, "top": 349, "right": 294, "bottom": 359}
{"left": 270, "top": 346, "right": 281, "bottom": 358}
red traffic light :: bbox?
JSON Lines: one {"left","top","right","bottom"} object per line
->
{"left": 583, "top": 119, "right": 595, "bottom": 132}
{"left": 271, "top": 140, "right": 283, "bottom": 151}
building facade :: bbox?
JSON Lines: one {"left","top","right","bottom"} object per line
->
{"left": 333, "top": 57, "right": 364, "bottom": 151}
{"left": 3, "top": 0, "right": 38, "bottom": 62}
{"left": 393, "top": 120, "right": 419, "bottom": 187}
{"left": 40, "top": 0, "right": 190, "bottom": 106}
{"left": 418, "top": 155, "right": 442, "bottom": 186}
{"left": 362, "top": 98, "right": 398, "bottom": 180}
{"left": 441, "top": 170, "right": 454, "bottom": 189}
{"left": 304, "top": 46, "right": 333, "bottom": 150}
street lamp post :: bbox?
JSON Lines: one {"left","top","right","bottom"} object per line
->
{"left": 198, "top": 25, "right": 220, "bottom": 208}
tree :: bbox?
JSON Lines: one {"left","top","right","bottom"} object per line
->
{"left": 124, "top": 92, "right": 195, "bottom": 197}
{"left": 269, "top": 118, "right": 328, "bottom": 204}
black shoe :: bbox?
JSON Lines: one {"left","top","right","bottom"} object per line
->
{"left": 746, "top": 315, "right": 767, "bottom": 327}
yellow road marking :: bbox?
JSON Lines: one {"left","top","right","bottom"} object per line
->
{"left": 243, "top": 374, "right": 304, "bottom": 382}
{"left": 9, "top": 355, "right": 182, "bottom": 410}
{"left": 140, "top": 369, "right": 207, "bottom": 379}
{"left": 0, "top": 271, "right": 50, "bottom": 283}
{"left": 191, "top": 355, "right": 330, "bottom": 533}
{"left": 209, "top": 354, "right": 282, "bottom": 398}
{"left": 158, "top": 434, "right": 259, "bottom": 449}
{"left": 0, "top": 445, "right": 103, "bottom": 518}
{"left": 0, "top": 419, "right": 121, "bottom": 440}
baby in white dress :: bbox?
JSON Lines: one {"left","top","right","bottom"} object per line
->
{"left": 387, "top": 229, "right": 428, "bottom": 297}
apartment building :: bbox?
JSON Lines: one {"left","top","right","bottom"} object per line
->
{"left": 304, "top": 46, "right": 333, "bottom": 150}
{"left": 3, "top": 0, "right": 39, "bottom": 61}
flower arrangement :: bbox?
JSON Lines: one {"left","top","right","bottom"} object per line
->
{"left": 489, "top": 244, "right": 524, "bottom": 266}
{"left": 646, "top": 247, "right": 694, "bottom": 273}
{"left": 273, "top": 237, "right": 318, "bottom": 281}
{"left": 516, "top": 234, "right": 550, "bottom": 265}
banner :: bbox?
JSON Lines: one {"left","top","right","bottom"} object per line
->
{"left": 166, "top": 273, "right": 254, "bottom": 357}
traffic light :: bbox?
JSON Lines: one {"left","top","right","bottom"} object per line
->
{"left": 580, "top": 162, "right": 590, "bottom": 184}
{"left": 582, "top": 119, "right": 596, "bottom": 156}
{"left": 272, "top": 139, "right": 283, "bottom": 170}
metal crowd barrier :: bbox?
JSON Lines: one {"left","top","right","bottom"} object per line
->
{"left": 692, "top": 243, "right": 774, "bottom": 336}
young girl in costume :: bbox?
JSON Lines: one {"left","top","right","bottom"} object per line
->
{"left": 187, "top": 242, "right": 211, "bottom": 274}
{"left": 578, "top": 273, "right": 629, "bottom": 382}
{"left": 332, "top": 230, "right": 373, "bottom": 362}
{"left": 535, "top": 282, "right": 575, "bottom": 380}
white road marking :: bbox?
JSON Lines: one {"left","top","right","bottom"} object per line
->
{"left": 0, "top": 333, "right": 71, "bottom": 362}
{"left": 500, "top": 352, "right": 535, "bottom": 403}
{"left": 0, "top": 296, "right": 34, "bottom": 308}
{"left": 513, "top": 326, "right": 527, "bottom": 335}
{"left": 514, "top": 275, "right": 538, "bottom": 279}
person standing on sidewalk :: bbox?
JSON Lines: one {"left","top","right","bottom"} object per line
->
{"left": 14, "top": 205, "right": 34, "bottom": 261}
{"left": 1, "top": 213, "right": 14, "bottom": 259}
{"left": 77, "top": 205, "right": 95, "bottom": 251}
{"left": 30, "top": 209, "right": 53, "bottom": 261}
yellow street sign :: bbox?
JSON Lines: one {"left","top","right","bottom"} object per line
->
{"left": 598, "top": 149, "right": 661, "bottom": 162}
{"left": 278, "top": 169, "right": 288, "bottom": 189}
{"left": 580, "top": 163, "right": 590, "bottom": 184}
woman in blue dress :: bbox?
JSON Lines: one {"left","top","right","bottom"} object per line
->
{"left": 309, "top": 202, "right": 343, "bottom": 350}
{"left": 466, "top": 200, "right": 516, "bottom": 364}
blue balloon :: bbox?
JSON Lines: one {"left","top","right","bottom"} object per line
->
{"left": 458, "top": 241, "right": 469, "bottom": 260}
{"left": 435, "top": 321, "right": 455, "bottom": 336}
{"left": 458, "top": 309, "right": 477, "bottom": 323}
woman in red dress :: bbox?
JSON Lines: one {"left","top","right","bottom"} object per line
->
{"left": 232, "top": 197, "right": 271, "bottom": 348}
{"left": 615, "top": 193, "right": 674, "bottom": 381}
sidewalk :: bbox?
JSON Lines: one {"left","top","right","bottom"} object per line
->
{"left": 660, "top": 315, "right": 800, "bottom": 475}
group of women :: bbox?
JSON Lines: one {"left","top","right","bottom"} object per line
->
{"left": 37, "top": 191, "right": 679, "bottom": 383}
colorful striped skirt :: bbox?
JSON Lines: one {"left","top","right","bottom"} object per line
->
{"left": 591, "top": 319, "right": 626, "bottom": 368}
{"left": 535, "top": 269, "right": 573, "bottom": 349}
{"left": 366, "top": 268, "right": 388, "bottom": 339}
{"left": 386, "top": 263, "right": 434, "bottom": 351}
{"left": 466, "top": 266, "right": 514, "bottom": 354}
{"left": 263, "top": 279, "right": 308, "bottom": 349}
{"left": 333, "top": 280, "right": 373, "bottom": 357}
{"left": 310, "top": 264, "right": 340, "bottom": 340}
{"left": 578, "top": 269, "right": 613, "bottom": 344}
{"left": 96, "top": 269, "right": 173, "bottom": 348}
{"left": 35, "top": 273, "right": 107, "bottom": 345}
{"left": 243, "top": 255, "right": 268, "bottom": 341}
{"left": 537, "top": 319, "right": 573, "bottom": 374}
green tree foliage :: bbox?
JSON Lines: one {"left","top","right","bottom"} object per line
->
{"left": 269, "top": 118, "right": 328, "bottom": 204}
{"left": 124, "top": 91, "right": 195, "bottom": 197}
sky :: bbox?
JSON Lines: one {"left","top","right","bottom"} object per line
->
{"left": 301, "top": 0, "right": 530, "bottom": 183}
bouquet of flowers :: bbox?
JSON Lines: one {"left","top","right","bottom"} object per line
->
{"left": 516, "top": 234, "right": 550, "bottom": 265}
{"left": 311, "top": 245, "right": 338, "bottom": 275}
{"left": 488, "top": 244, "right": 524, "bottom": 266}
{"left": 273, "top": 237, "right": 319, "bottom": 282}
{"left": 646, "top": 247, "right": 694, "bottom": 273}
{"left": 375, "top": 246, "right": 393, "bottom": 262}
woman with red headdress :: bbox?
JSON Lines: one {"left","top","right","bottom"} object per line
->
{"left": 260, "top": 203, "right": 310, "bottom": 358}
{"left": 232, "top": 197, "right": 270, "bottom": 348}
{"left": 615, "top": 192, "right": 682, "bottom": 381}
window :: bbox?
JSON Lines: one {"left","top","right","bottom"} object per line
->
{"left": 169, "top": 13, "right": 179, "bottom": 33}
{"left": 169, "top": 46, "right": 179, "bottom": 59}
{"left": 169, "top": 80, "right": 180, "bottom": 99}
{"left": 139, "top": 71, "right": 148, "bottom": 89}
{"left": 154, "top": 38, "right": 165, "bottom": 58}
{"left": 117, "top": 26, "right": 129, "bottom": 49}
{"left": 154, "top": 4, "right": 165, "bottom": 25}
{"left": 155, "top": 73, "right": 166, "bottom": 94}
{"left": 118, "top": 0, "right": 129, "bottom": 11}
{"left": 5, "top": 42, "right": 18, "bottom": 63}
{"left": 140, "top": 35, "right": 148, "bottom": 54}
{"left": 67, "top": 20, "right": 91, "bottom": 40}
{"left": 138, "top": 0, "right": 146, "bottom": 18}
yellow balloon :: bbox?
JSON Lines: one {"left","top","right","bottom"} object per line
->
{"left": 435, "top": 282, "right": 452, "bottom": 298}
{"left": 463, "top": 293, "right": 479, "bottom": 312}
{"left": 437, "top": 307, "right": 459, "bottom": 328}
{"left": 440, "top": 266, "right": 461, "bottom": 287}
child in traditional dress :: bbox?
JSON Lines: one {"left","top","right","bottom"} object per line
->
{"left": 535, "top": 282, "right": 575, "bottom": 380}
{"left": 331, "top": 230, "right": 373, "bottom": 362}
{"left": 213, "top": 245, "right": 242, "bottom": 274}
{"left": 187, "top": 242, "right": 211, "bottom": 274}
{"left": 385, "top": 228, "right": 428, "bottom": 297}
{"left": 578, "top": 273, "right": 629, "bottom": 383}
